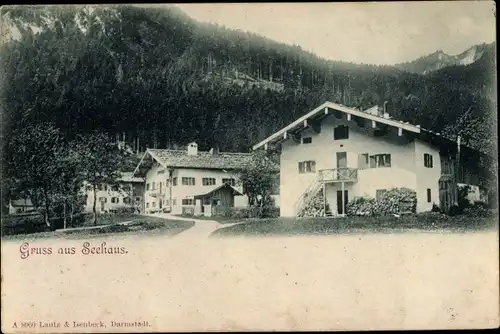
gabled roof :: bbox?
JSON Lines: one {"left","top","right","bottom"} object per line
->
{"left": 133, "top": 148, "right": 254, "bottom": 175}
{"left": 252, "top": 101, "right": 484, "bottom": 155}
{"left": 193, "top": 183, "right": 243, "bottom": 199}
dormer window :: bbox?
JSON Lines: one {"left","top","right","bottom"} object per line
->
{"left": 333, "top": 125, "right": 349, "bottom": 140}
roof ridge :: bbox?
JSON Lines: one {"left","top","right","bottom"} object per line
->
{"left": 148, "top": 148, "right": 252, "bottom": 155}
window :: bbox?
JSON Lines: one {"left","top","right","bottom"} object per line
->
{"left": 146, "top": 203, "right": 149, "bottom": 208}
{"left": 152, "top": 202, "right": 156, "bottom": 207}
{"left": 298, "top": 161, "right": 316, "bottom": 173}
{"left": 152, "top": 182, "right": 156, "bottom": 190}
{"left": 427, "top": 188, "right": 432, "bottom": 203}
{"left": 123, "top": 197, "right": 131, "bottom": 204}
{"left": 146, "top": 183, "right": 150, "bottom": 191}
{"left": 111, "top": 197, "right": 119, "bottom": 204}
{"left": 359, "top": 153, "right": 369, "bottom": 169}
{"left": 135, "top": 197, "right": 141, "bottom": 202}
{"left": 333, "top": 125, "right": 349, "bottom": 140}
{"left": 159, "top": 182, "right": 163, "bottom": 190}
{"left": 222, "top": 178, "right": 236, "bottom": 186}
{"left": 182, "top": 177, "right": 196, "bottom": 186}
{"left": 99, "top": 197, "right": 107, "bottom": 203}
{"left": 172, "top": 177, "right": 178, "bottom": 186}
{"left": 376, "top": 189, "right": 387, "bottom": 200}
{"left": 302, "top": 137, "right": 312, "bottom": 144}
{"left": 111, "top": 185, "right": 119, "bottom": 191}
{"left": 369, "top": 154, "right": 391, "bottom": 168}
{"left": 202, "top": 178, "right": 216, "bottom": 186}
{"left": 182, "top": 198, "right": 194, "bottom": 205}
{"left": 424, "top": 153, "right": 433, "bottom": 168}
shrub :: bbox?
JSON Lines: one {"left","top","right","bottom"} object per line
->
{"left": 463, "top": 201, "right": 493, "bottom": 218}
{"left": 346, "top": 197, "right": 377, "bottom": 216}
{"left": 346, "top": 188, "right": 417, "bottom": 217}
{"left": 457, "top": 184, "right": 471, "bottom": 212}
{"left": 260, "top": 204, "right": 279, "bottom": 218}
{"left": 214, "top": 205, "right": 279, "bottom": 219}
{"left": 113, "top": 207, "right": 136, "bottom": 215}
{"left": 448, "top": 205, "right": 461, "bottom": 216}
{"left": 297, "top": 190, "right": 329, "bottom": 217}
{"left": 431, "top": 202, "right": 441, "bottom": 213}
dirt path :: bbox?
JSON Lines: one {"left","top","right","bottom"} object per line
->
{"left": 145, "top": 213, "right": 240, "bottom": 238}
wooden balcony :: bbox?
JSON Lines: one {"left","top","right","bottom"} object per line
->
{"left": 318, "top": 168, "right": 358, "bottom": 183}
{"left": 148, "top": 189, "right": 166, "bottom": 197}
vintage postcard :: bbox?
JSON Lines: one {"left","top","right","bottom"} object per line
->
{"left": 1, "top": 2, "right": 498, "bottom": 332}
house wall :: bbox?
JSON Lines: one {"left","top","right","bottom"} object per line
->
{"left": 8, "top": 202, "right": 36, "bottom": 215}
{"left": 414, "top": 139, "right": 442, "bottom": 212}
{"left": 83, "top": 182, "right": 143, "bottom": 213}
{"left": 143, "top": 163, "right": 247, "bottom": 214}
{"left": 280, "top": 115, "right": 418, "bottom": 217}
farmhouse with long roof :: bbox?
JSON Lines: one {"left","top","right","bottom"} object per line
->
{"left": 133, "top": 143, "right": 254, "bottom": 216}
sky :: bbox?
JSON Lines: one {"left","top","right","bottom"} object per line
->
{"left": 174, "top": 1, "right": 496, "bottom": 65}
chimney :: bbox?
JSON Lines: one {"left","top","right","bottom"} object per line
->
{"left": 187, "top": 142, "right": 198, "bottom": 156}
{"left": 211, "top": 146, "right": 219, "bottom": 155}
{"left": 383, "top": 101, "right": 388, "bottom": 115}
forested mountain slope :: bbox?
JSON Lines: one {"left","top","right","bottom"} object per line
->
{"left": 0, "top": 4, "right": 496, "bottom": 157}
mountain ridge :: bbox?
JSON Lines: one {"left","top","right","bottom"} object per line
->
{"left": 0, "top": 5, "right": 496, "bottom": 158}
{"left": 394, "top": 42, "right": 495, "bottom": 74}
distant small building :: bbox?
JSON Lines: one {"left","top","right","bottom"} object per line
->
{"left": 133, "top": 142, "right": 254, "bottom": 216}
{"left": 9, "top": 198, "right": 36, "bottom": 215}
{"left": 83, "top": 172, "right": 145, "bottom": 214}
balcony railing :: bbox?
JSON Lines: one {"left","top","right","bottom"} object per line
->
{"left": 148, "top": 189, "right": 166, "bottom": 197}
{"left": 318, "top": 168, "right": 358, "bottom": 183}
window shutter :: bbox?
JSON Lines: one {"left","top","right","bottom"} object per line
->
{"left": 370, "top": 156, "right": 376, "bottom": 168}
{"left": 358, "top": 153, "right": 368, "bottom": 169}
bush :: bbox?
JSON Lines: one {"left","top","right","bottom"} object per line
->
{"left": 346, "top": 188, "right": 417, "bottom": 217}
{"left": 431, "top": 202, "right": 441, "bottom": 213}
{"left": 463, "top": 201, "right": 494, "bottom": 218}
{"left": 448, "top": 205, "right": 461, "bottom": 216}
{"left": 346, "top": 197, "right": 377, "bottom": 216}
{"left": 457, "top": 184, "right": 471, "bottom": 212}
{"left": 112, "top": 207, "right": 136, "bottom": 215}
{"left": 212, "top": 205, "right": 279, "bottom": 220}
{"left": 297, "top": 189, "right": 329, "bottom": 217}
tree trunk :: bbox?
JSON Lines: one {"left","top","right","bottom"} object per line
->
{"left": 70, "top": 201, "right": 74, "bottom": 225}
{"left": 93, "top": 183, "right": 97, "bottom": 226}
{"left": 63, "top": 199, "right": 67, "bottom": 229}
{"left": 43, "top": 187, "right": 51, "bottom": 229}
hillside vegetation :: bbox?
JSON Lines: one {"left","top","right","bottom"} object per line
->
{"left": 1, "top": 5, "right": 497, "bottom": 208}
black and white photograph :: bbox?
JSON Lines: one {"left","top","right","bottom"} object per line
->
{"left": 1, "top": 2, "right": 498, "bottom": 332}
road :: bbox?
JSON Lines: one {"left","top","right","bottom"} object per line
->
{"left": 1, "top": 220, "right": 498, "bottom": 332}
